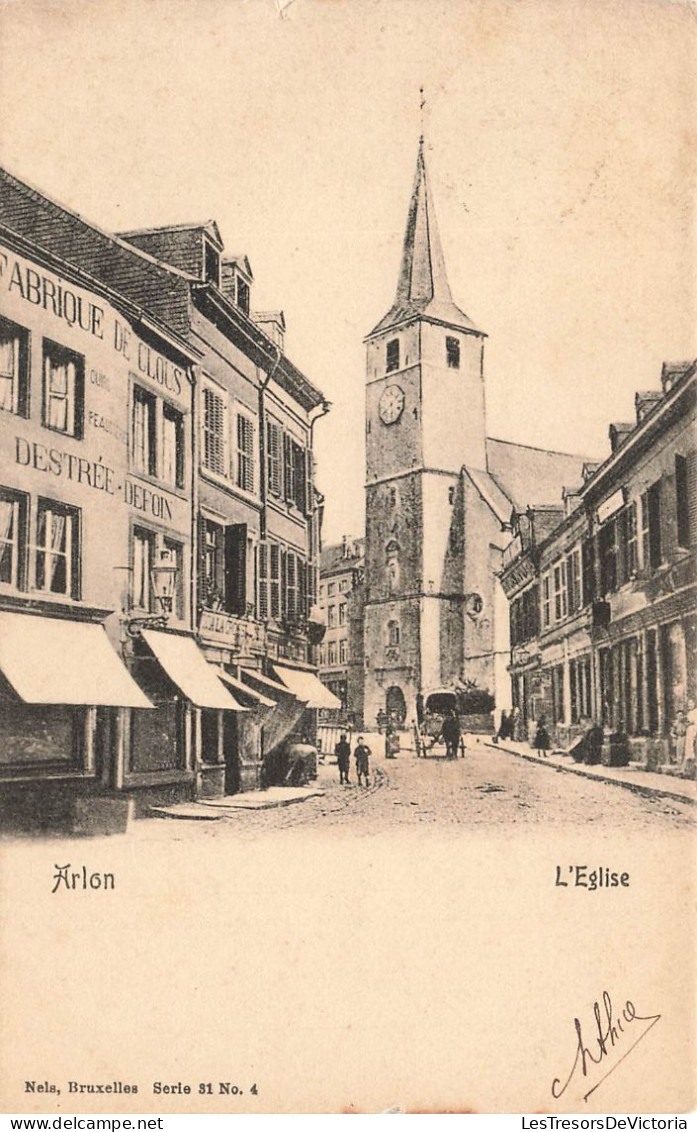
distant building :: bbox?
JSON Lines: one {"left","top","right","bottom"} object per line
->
{"left": 499, "top": 360, "right": 697, "bottom": 770}
{"left": 318, "top": 536, "right": 364, "bottom": 718}
{"left": 359, "top": 139, "right": 595, "bottom": 730}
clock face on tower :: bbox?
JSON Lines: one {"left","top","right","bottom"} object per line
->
{"left": 379, "top": 384, "right": 405, "bottom": 425}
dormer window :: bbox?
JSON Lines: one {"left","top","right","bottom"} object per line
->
{"left": 446, "top": 336, "right": 460, "bottom": 369}
{"left": 386, "top": 339, "right": 400, "bottom": 373}
{"left": 204, "top": 239, "right": 220, "bottom": 286}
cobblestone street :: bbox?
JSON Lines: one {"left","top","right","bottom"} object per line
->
{"left": 133, "top": 737, "right": 695, "bottom": 841}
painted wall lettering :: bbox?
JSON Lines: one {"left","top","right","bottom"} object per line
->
{"left": 124, "top": 478, "right": 173, "bottom": 521}
{"left": 15, "top": 436, "right": 116, "bottom": 494}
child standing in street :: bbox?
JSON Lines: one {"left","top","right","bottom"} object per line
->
{"left": 354, "top": 736, "right": 371, "bottom": 787}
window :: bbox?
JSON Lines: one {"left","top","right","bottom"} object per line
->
{"left": 132, "top": 385, "right": 157, "bottom": 477}
{"left": 327, "top": 641, "right": 337, "bottom": 666}
{"left": 327, "top": 604, "right": 336, "bottom": 628}
{"left": 201, "top": 519, "right": 225, "bottom": 608}
{"left": 567, "top": 548, "right": 582, "bottom": 613}
{"left": 202, "top": 383, "right": 227, "bottom": 476}
{"left": 339, "top": 639, "right": 347, "bottom": 664}
{"left": 132, "top": 526, "right": 156, "bottom": 611}
{"left": 0, "top": 488, "right": 27, "bottom": 588}
{"left": 598, "top": 521, "right": 617, "bottom": 594}
{"left": 553, "top": 559, "right": 568, "bottom": 621}
{"left": 327, "top": 582, "right": 336, "bottom": 597}
{"left": 236, "top": 412, "right": 255, "bottom": 493}
{"left": 641, "top": 481, "right": 662, "bottom": 570}
{"left": 267, "top": 420, "right": 283, "bottom": 496}
{"left": 162, "top": 404, "right": 185, "bottom": 489}
{"left": 35, "top": 499, "right": 80, "bottom": 598}
{"left": 675, "top": 455, "right": 690, "bottom": 549}
{"left": 338, "top": 602, "right": 346, "bottom": 626}
{"left": 387, "top": 620, "right": 400, "bottom": 647}
{"left": 541, "top": 573, "right": 551, "bottom": 629}
{"left": 204, "top": 240, "right": 220, "bottom": 286}
{"left": 163, "top": 538, "right": 184, "bottom": 619}
{"left": 446, "top": 336, "right": 460, "bottom": 369}
{"left": 386, "top": 339, "right": 400, "bottom": 373}
{"left": 282, "top": 434, "right": 307, "bottom": 510}
{"left": 43, "top": 340, "right": 83, "bottom": 438}
{"left": 618, "top": 502, "right": 638, "bottom": 583}
{"left": 339, "top": 579, "right": 349, "bottom": 593}
{"left": 236, "top": 276, "right": 250, "bottom": 315}
{"left": 0, "top": 317, "right": 29, "bottom": 416}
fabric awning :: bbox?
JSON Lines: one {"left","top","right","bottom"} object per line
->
{"left": 0, "top": 612, "right": 152, "bottom": 708}
{"left": 273, "top": 664, "right": 342, "bottom": 710}
{"left": 240, "top": 668, "right": 304, "bottom": 701}
{"left": 217, "top": 670, "right": 275, "bottom": 709}
{"left": 141, "top": 630, "right": 245, "bottom": 711}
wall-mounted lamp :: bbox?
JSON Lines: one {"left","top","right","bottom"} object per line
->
{"left": 121, "top": 548, "right": 180, "bottom": 637}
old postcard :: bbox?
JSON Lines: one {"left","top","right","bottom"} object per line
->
{"left": 0, "top": 0, "right": 695, "bottom": 1116}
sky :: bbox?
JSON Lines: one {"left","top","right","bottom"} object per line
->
{"left": 1, "top": 0, "right": 695, "bottom": 544}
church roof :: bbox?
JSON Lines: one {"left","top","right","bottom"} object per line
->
{"left": 368, "top": 139, "right": 482, "bottom": 339}
{"left": 484, "top": 437, "right": 594, "bottom": 514}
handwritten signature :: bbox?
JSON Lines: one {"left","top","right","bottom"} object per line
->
{"left": 552, "top": 991, "right": 661, "bottom": 1103}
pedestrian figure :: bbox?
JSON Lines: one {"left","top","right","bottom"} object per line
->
{"left": 534, "top": 717, "right": 551, "bottom": 755}
{"left": 335, "top": 732, "right": 351, "bottom": 784}
{"left": 441, "top": 710, "right": 461, "bottom": 759}
{"left": 355, "top": 735, "right": 371, "bottom": 786}
{"left": 497, "top": 710, "right": 512, "bottom": 742}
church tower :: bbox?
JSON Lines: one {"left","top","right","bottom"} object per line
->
{"left": 362, "top": 138, "right": 488, "bottom": 729}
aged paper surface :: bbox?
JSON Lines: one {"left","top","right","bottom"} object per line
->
{"left": 0, "top": 0, "right": 696, "bottom": 1116}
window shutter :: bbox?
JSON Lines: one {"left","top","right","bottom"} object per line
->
{"left": 257, "top": 542, "right": 268, "bottom": 620}
{"left": 283, "top": 434, "right": 293, "bottom": 502}
{"left": 305, "top": 450, "right": 314, "bottom": 515}
{"left": 298, "top": 558, "right": 307, "bottom": 620}
{"left": 280, "top": 548, "right": 287, "bottom": 619}
{"left": 293, "top": 443, "right": 305, "bottom": 511}
{"left": 582, "top": 538, "right": 595, "bottom": 606}
{"left": 197, "top": 514, "right": 208, "bottom": 608}
{"left": 687, "top": 450, "right": 697, "bottom": 549}
{"left": 203, "top": 386, "right": 227, "bottom": 475}
{"left": 225, "top": 523, "right": 247, "bottom": 615}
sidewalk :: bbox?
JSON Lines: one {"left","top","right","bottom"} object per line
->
{"left": 150, "top": 784, "right": 325, "bottom": 821}
{"left": 478, "top": 734, "right": 697, "bottom": 806}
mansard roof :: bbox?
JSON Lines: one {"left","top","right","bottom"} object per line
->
{"left": 367, "top": 139, "right": 482, "bottom": 340}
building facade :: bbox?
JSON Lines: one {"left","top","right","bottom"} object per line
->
{"left": 318, "top": 536, "right": 364, "bottom": 717}
{"left": 360, "top": 140, "right": 593, "bottom": 731}
{"left": 499, "top": 361, "right": 697, "bottom": 770}
{"left": 0, "top": 168, "right": 336, "bottom": 818}
{"left": 0, "top": 219, "right": 233, "bottom": 822}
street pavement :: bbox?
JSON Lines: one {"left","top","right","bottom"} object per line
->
{"left": 133, "top": 734, "right": 695, "bottom": 839}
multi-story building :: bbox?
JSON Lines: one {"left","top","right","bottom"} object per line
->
{"left": 318, "top": 536, "right": 364, "bottom": 716}
{"left": 499, "top": 360, "right": 697, "bottom": 769}
{"left": 0, "top": 168, "right": 336, "bottom": 814}
{"left": 0, "top": 203, "right": 237, "bottom": 823}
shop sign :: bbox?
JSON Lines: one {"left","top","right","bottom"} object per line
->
{"left": 597, "top": 489, "right": 625, "bottom": 525}
{"left": 199, "top": 610, "right": 265, "bottom": 653}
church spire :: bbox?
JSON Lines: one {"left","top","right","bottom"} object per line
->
{"left": 368, "top": 139, "right": 482, "bottom": 339}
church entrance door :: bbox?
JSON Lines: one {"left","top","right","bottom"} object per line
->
{"left": 385, "top": 685, "right": 407, "bottom": 727}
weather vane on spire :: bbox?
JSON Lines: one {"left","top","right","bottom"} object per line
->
{"left": 419, "top": 86, "right": 426, "bottom": 142}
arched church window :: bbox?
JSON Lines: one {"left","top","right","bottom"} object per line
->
{"left": 446, "top": 336, "right": 460, "bottom": 369}
{"left": 387, "top": 620, "right": 400, "bottom": 647}
{"left": 388, "top": 485, "right": 398, "bottom": 508}
{"left": 385, "top": 539, "right": 400, "bottom": 595}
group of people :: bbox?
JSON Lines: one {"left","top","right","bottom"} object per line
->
{"left": 334, "top": 734, "right": 372, "bottom": 787}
